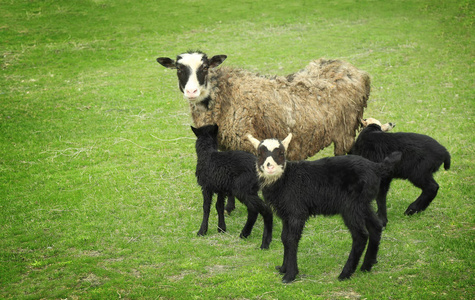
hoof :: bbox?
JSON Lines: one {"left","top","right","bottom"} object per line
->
{"left": 338, "top": 273, "right": 352, "bottom": 281}
{"left": 360, "top": 263, "right": 374, "bottom": 272}
{"left": 282, "top": 274, "right": 297, "bottom": 283}
{"left": 224, "top": 205, "right": 235, "bottom": 215}
{"left": 260, "top": 243, "right": 270, "bottom": 250}
{"left": 239, "top": 233, "right": 250, "bottom": 239}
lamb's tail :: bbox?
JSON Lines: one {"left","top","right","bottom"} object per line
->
{"left": 444, "top": 153, "right": 451, "bottom": 170}
{"left": 378, "top": 151, "right": 402, "bottom": 178}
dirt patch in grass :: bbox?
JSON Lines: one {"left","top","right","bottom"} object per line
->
{"left": 328, "top": 289, "right": 362, "bottom": 299}
{"left": 79, "top": 273, "right": 107, "bottom": 287}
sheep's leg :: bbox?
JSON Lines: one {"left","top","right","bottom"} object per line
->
{"left": 225, "top": 195, "right": 236, "bottom": 215}
{"left": 240, "top": 209, "right": 258, "bottom": 239}
{"left": 339, "top": 215, "right": 368, "bottom": 280}
{"left": 280, "top": 218, "right": 305, "bottom": 283}
{"left": 252, "top": 196, "right": 273, "bottom": 249}
{"left": 376, "top": 179, "right": 392, "bottom": 227}
{"left": 333, "top": 140, "right": 347, "bottom": 156}
{"left": 405, "top": 176, "right": 439, "bottom": 215}
{"left": 239, "top": 196, "right": 258, "bottom": 239}
{"left": 216, "top": 192, "right": 226, "bottom": 233}
{"left": 197, "top": 189, "right": 213, "bottom": 236}
{"left": 360, "top": 212, "right": 383, "bottom": 272}
{"left": 333, "top": 135, "right": 354, "bottom": 156}
{"left": 276, "top": 220, "right": 289, "bottom": 274}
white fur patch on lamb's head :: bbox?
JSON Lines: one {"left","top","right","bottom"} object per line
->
{"left": 361, "top": 118, "right": 382, "bottom": 127}
{"left": 256, "top": 139, "right": 287, "bottom": 185}
{"left": 361, "top": 118, "right": 395, "bottom": 132}
{"left": 246, "top": 133, "right": 292, "bottom": 187}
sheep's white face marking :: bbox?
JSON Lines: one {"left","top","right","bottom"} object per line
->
{"left": 247, "top": 134, "right": 292, "bottom": 187}
{"left": 361, "top": 118, "right": 395, "bottom": 132}
{"left": 259, "top": 139, "right": 285, "bottom": 177}
{"left": 157, "top": 52, "right": 227, "bottom": 105}
{"left": 176, "top": 53, "right": 208, "bottom": 101}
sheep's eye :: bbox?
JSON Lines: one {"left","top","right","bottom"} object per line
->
{"left": 258, "top": 147, "right": 266, "bottom": 156}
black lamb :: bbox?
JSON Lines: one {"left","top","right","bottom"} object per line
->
{"left": 192, "top": 124, "right": 273, "bottom": 249}
{"left": 247, "top": 133, "right": 402, "bottom": 283}
{"left": 349, "top": 118, "right": 451, "bottom": 226}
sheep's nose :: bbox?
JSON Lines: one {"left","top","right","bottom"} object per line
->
{"left": 186, "top": 88, "right": 198, "bottom": 95}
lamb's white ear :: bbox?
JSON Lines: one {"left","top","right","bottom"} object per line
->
{"left": 282, "top": 133, "right": 292, "bottom": 150}
{"left": 246, "top": 134, "right": 261, "bottom": 150}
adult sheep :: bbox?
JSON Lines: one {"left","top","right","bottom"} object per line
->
{"left": 156, "top": 51, "right": 371, "bottom": 160}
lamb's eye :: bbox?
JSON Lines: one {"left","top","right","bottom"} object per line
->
{"left": 258, "top": 148, "right": 266, "bottom": 156}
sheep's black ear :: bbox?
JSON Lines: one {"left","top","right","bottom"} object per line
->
{"left": 209, "top": 55, "right": 227, "bottom": 68}
{"left": 157, "top": 57, "right": 177, "bottom": 69}
{"left": 191, "top": 126, "right": 199, "bottom": 137}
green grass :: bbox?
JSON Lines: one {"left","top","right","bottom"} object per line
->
{"left": 1, "top": 0, "right": 474, "bottom": 299}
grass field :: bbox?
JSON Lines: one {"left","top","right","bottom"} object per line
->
{"left": 1, "top": 0, "right": 474, "bottom": 299}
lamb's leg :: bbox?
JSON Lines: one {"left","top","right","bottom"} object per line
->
{"left": 197, "top": 189, "right": 213, "bottom": 236}
{"left": 405, "top": 176, "right": 439, "bottom": 215}
{"left": 225, "top": 195, "right": 236, "bottom": 215}
{"left": 280, "top": 218, "right": 305, "bottom": 283}
{"left": 376, "top": 179, "right": 391, "bottom": 227}
{"left": 361, "top": 211, "right": 383, "bottom": 272}
{"left": 240, "top": 209, "right": 258, "bottom": 239}
{"left": 276, "top": 220, "right": 289, "bottom": 274}
{"left": 339, "top": 215, "right": 368, "bottom": 280}
{"left": 238, "top": 196, "right": 258, "bottom": 239}
{"left": 216, "top": 192, "right": 226, "bottom": 233}
{"left": 252, "top": 196, "right": 273, "bottom": 249}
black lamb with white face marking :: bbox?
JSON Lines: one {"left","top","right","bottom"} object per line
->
{"left": 349, "top": 117, "right": 451, "bottom": 226}
{"left": 255, "top": 138, "right": 287, "bottom": 179}
{"left": 247, "top": 133, "right": 402, "bottom": 283}
{"left": 191, "top": 124, "right": 273, "bottom": 249}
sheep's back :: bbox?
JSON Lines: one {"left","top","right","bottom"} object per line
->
{"left": 192, "top": 61, "right": 370, "bottom": 159}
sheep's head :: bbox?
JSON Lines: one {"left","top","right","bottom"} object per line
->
{"left": 157, "top": 51, "right": 227, "bottom": 103}
{"left": 247, "top": 133, "right": 292, "bottom": 186}
{"left": 361, "top": 118, "right": 396, "bottom": 132}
